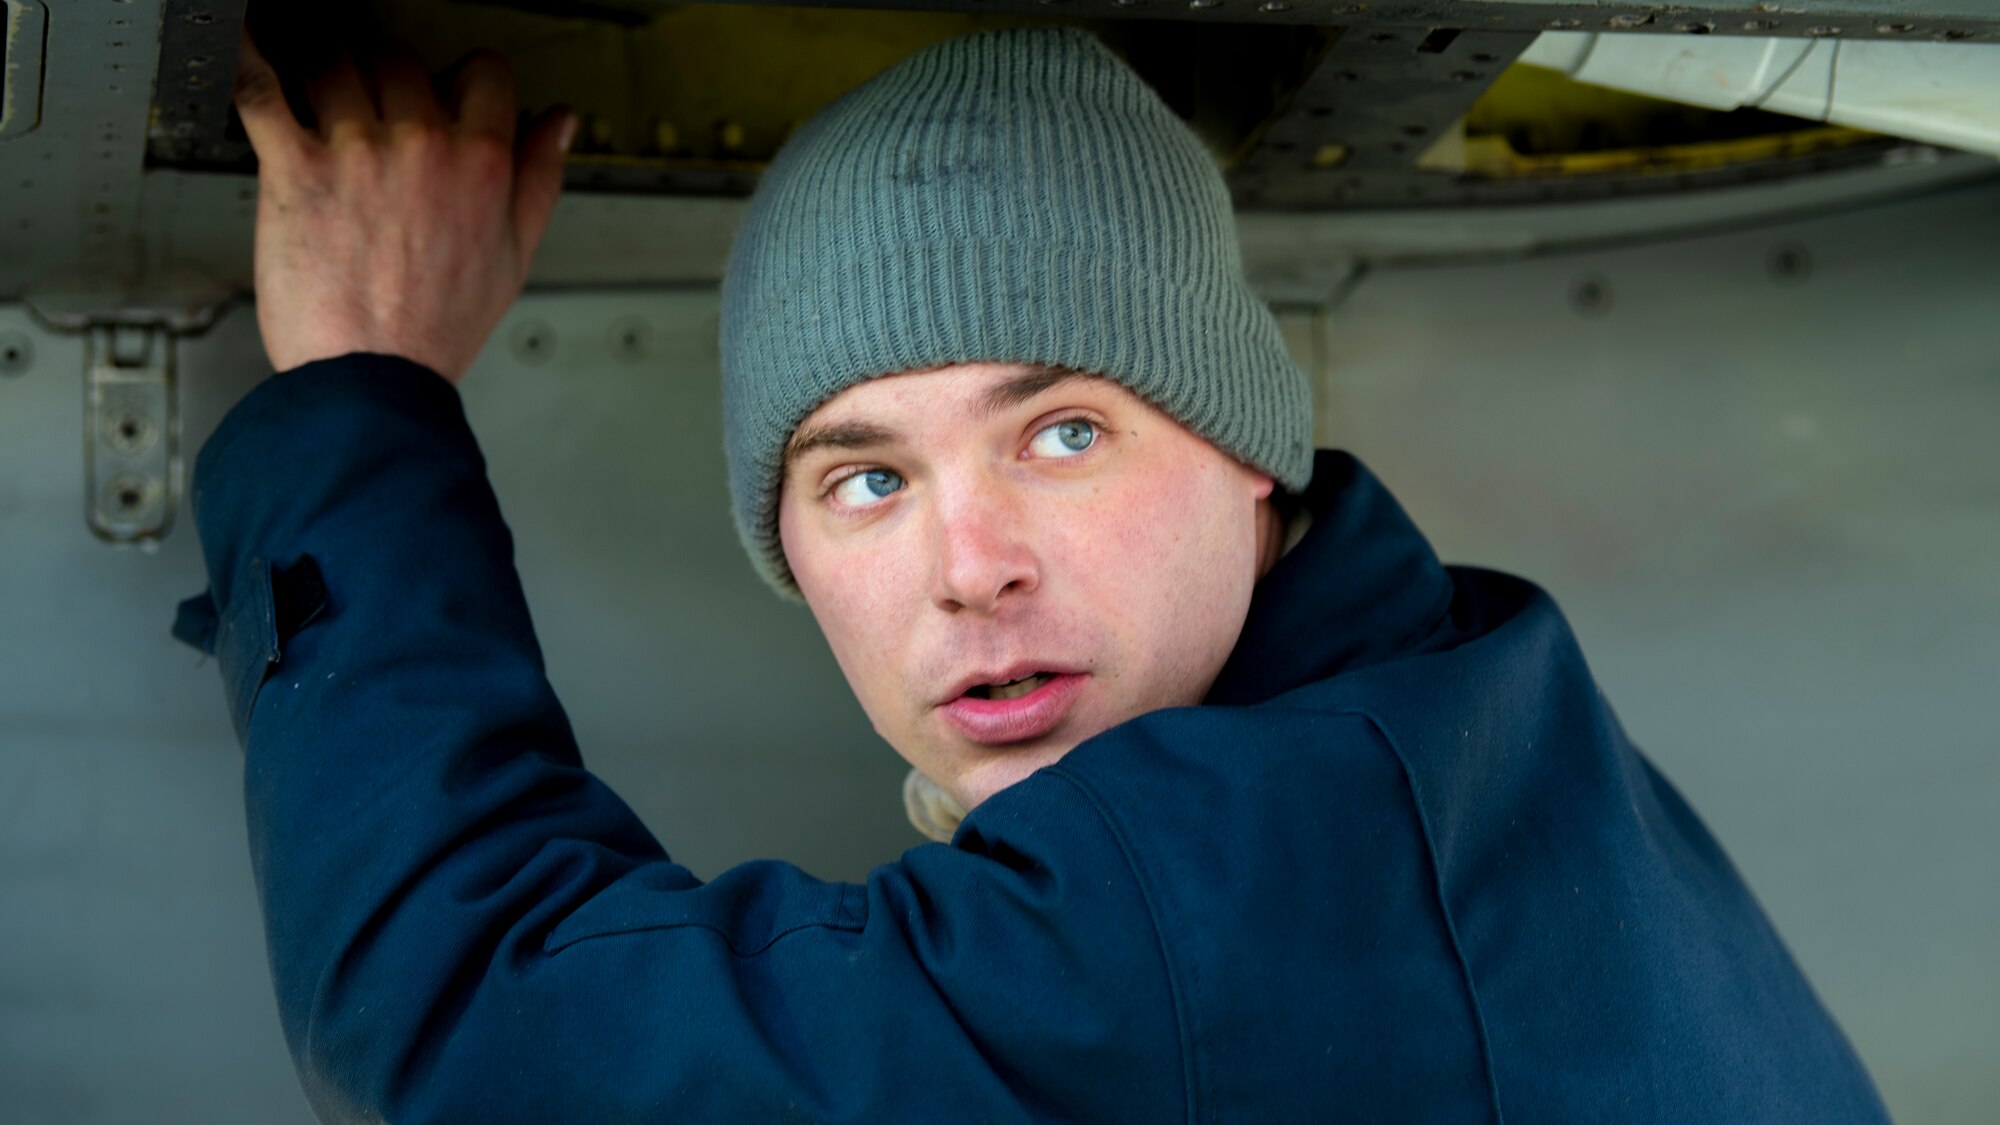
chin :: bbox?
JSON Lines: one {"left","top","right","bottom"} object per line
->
{"left": 948, "top": 738, "right": 1079, "bottom": 812}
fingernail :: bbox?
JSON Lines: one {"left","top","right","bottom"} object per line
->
{"left": 557, "top": 112, "right": 578, "bottom": 155}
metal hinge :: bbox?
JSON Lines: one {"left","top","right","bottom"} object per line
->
{"left": 83, "top": 324, "right": 181, "bottom": 545}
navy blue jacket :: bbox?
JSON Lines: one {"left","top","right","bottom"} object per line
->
{"left": 174, "top": 353, "right": 1890, "bottom": 1123}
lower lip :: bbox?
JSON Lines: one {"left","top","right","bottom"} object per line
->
{"left": 940, "top": 673, "right": 1087, "bottom": 745}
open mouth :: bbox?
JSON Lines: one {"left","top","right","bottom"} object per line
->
{"left": 962, "top": 673, "right": 1055, "bottom": 702}
{"left": 940, "top": 670, "right": 1087, "bottom": 745}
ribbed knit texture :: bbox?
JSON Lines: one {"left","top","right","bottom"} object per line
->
{"left": 720, "top": 26, "right": 1314, "bottom": 597}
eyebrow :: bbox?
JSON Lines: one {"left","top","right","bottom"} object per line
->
{"left": 781, "top": 364, "right": 1095, "bottom": 473}
{"left": 782, "top": 420, "right": 899, "bottom": 472}
{"left": 976, "top": 364, "right": 1092, "bottom": 418}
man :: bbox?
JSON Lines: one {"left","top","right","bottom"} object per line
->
{"left": 176, "top": 24, "right": 1888, "bottom": 1123}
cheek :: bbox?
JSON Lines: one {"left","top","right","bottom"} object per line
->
{"left": 1079, "top": 458, "right": 1255, "bottom": 581}
{"left": 1058, "top": 461, "right": 1258, "bottom": 694}
{"left": 785, "top": 514, "right": 924, "bottom": 711}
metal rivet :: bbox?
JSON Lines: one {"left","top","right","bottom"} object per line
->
{"left": 106, "top": 475, "right": 156, "bottom": 517}
{"left": 1768, "top": 243, "right": 1812, "bottom": 285}
{"left": 510, "top": 320, "right": 555, "bottom": 364}
{"left": 186, "top": 12, "right": 216, "bottom": 25}
{"left": 1189, "top": 0, "right": 1222, "bottom": 9}
{"left": 1743, "top": 19, "right": 1780, "bottom": 31}
{"left": 1807, "top": 26, "right": 1842, "bottom": 36}
{"left": 1259, "top": 0, "right": 1290, "bottom": 10}
{"left": 1675, "top": 21, "right": 1714, "bottom": 34}
{"left": 608, "top": 318, "right": 652, "bottom": 362}
{"left": 1877, "top": 23, "right": 1915, "bottom": 33}
{"left": 1570, "top": 274, "right": 1613, "bottom": 318}
{"left": 1608, "top": 14, "right": 1653, "bottom": 29}
{"left": 0, "top": 332, "right": 32, "bottom": 376}
{"left": 1547, "top": 18, "right": 1582, "bottom": 28}
{"left": 106, "top": 408, "right": 156, "bottom": 455}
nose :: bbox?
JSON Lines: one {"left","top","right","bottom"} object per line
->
{"left": 929, "top": 478, "right": 1040, "bottom": 614}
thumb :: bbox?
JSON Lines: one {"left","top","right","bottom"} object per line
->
{"left": 512, "top": 106, "right": 575, "bottom": 267}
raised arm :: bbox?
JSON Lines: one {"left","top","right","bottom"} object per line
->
{"left": 178, "top": 351, "right": 1179, "bottom": 1123}
{"left": 173, "top": 34, "right": 1185, "bottom": 1123}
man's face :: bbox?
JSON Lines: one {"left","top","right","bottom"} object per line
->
{"left": 778, "top": 362, "right": 1279, "bottom": 813}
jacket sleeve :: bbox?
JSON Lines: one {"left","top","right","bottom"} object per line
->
{"left": 176, "top": 354, "right": 1186, "bottom": 1125}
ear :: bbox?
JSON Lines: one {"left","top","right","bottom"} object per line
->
{"left": 1251, "top": 474, "right": 1286, "bottom": 580}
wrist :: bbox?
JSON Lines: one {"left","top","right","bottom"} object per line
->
{"left": 263, "top": 319, "right": 464, "bottom": 384}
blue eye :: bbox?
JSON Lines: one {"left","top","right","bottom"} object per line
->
{"left": 831, "top": 468, "right": 904, "bottom": 508}
{"left": 1029, "top": 418, "right": 1097, "bottom": 458}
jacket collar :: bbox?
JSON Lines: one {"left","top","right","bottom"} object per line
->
{"left": 1205, "top": 451, "right": 1455, "bottom": 707}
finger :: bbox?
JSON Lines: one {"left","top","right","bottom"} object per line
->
{"left": 232, "top": 27, "right": 311, "bottom": 165}
{"left": 305, "top": 54, "right": 378, "bottom": 143}
{"left": 512, "top": 107, "right": 576, "bottom": 267}
{"left": 446, "top": 50, "right": 517, "bottom": 142}
{"left": 372, "top": 47, "right": 445, "bottom": 130}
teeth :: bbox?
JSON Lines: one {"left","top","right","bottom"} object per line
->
{"left": 988, "top": 673, "right": 1050, "bottom": 701}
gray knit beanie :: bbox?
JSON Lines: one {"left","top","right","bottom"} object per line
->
{"left": 720, "top": 25, "right": 1314, "bottom": 597}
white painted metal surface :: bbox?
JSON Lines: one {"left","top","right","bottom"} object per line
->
{"left": 1522, "top": 31, "right": 2000, "bottom": 159}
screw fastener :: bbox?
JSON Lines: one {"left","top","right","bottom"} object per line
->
{"left": 0, "top": 332, "right": 32, "bottom": 375}
{"left": 510, "top": 321, "right": 555, "bottom": 365}
{"left": 1570, "top": 274, "right": 1614, "bottom": 318}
